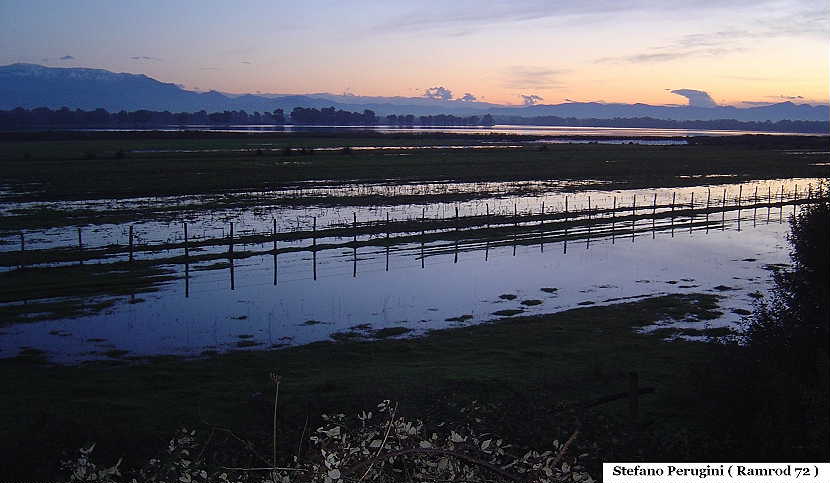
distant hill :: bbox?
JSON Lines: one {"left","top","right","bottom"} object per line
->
{"left": 1, "top": 63, "right": 827, "bottom": 122}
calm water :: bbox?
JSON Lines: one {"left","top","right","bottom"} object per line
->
{"left": 75, "top": 124, "right": 819, "bottom": 137}
{"left": 1, "top": 178, "right": 822, "bottom": 363}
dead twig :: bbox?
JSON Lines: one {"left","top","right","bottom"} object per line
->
{"left": 358, "top": 402, "right": 397, "bottom": 482}
{"left": 549, "top": 424, "right": 581, "bottom": 470}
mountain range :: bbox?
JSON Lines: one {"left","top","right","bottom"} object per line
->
{"left": 1, "top": 63, "right": 827, "bottom": 122}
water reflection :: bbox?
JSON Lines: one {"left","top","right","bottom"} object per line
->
{"left": 1, "top": 187, "right": 820, "bottom": 362}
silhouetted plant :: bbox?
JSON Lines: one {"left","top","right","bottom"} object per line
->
{"left": 697, "top": 195, "right": 829, "bottom": 460}
{"left": 745, "top": 197, "right": 829, "bottom": 375}
{"left": 61, "top": 399, "right": 592, "bottom": 482}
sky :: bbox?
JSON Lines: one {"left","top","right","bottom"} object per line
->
{"left": 1, "top": 0, "right": 828, "bottom": 106}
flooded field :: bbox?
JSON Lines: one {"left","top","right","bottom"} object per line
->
{"left": 1, "top": 176, "right": 824, "bottom": 362}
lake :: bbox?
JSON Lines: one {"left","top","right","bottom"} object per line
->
{"left": 73, "top": 124, "right": 820, "bottom": 138}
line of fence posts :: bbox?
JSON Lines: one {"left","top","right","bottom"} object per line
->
{"left": 652, "top": 193, "right": 657, "bottom": 238}
{"left": 794, "top": 185, "right": 799, "bottom": 217}
{"left": 353, "top": 212, "right": 357, "bottom": 278}
{"left": 77, "top": 227, "right": 83, "bottom": 265}
{"left": 421, "top": 206, "right": 426, "bottom": 268}
{"left": 670, "top": 191, "right": 676, "bottom": 237}
{"left": 386, "top": 212, "right": 391, "bottom": 271}
{"left": 184, "top": 222, "right": 189, "bottom": 297}
{"left": 689, "top": 191, "right": 695, "bottom": 233}
{"left": 779, "top": 184, "right": 784, "bottom": 223}
{"left": 229, "top": 221, "right": 235, "bottom": 290}
{"left": 513, "top": 203, "right": 518, "bottom": 256}
{"left": 12, "top": 183, "right": 828, "bottom": 273}
{"left": 586, "top": 196, "right": 592, "bottom": 249}
{"left": 721, "top": 188, "right": 727, "bottom": 230}
{"left": 754, "top": 186, "right": 759, "bottom": 227}
{"left": 737, "top": 185, "right": 742, "bottom": 231}
{"left": 453, "top": 206, "right": 458, "bottom": 264}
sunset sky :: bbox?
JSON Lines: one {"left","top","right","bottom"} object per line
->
{"left": 2, "top": 0, "right": 827, "bottom": 106}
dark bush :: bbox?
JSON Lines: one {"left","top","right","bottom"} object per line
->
{"left": 698, "top": 194, "right": 829, "bottom": 460}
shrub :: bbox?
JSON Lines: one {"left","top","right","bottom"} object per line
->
{"left": 744, "top": 197, "right": 829, "bottom": 374}
{"left": 698, "top": 195, "right": 829, "bottom": 459}
{"left": 62, "top": 400, "right": 593, "bottom": 482}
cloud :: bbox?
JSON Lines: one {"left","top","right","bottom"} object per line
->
{"left": 596, "top": 46, "right": 742, "bottom": 64}
{"left": 503, "top": 66, "right": 565, "bottom": 89}
{"left": 720, "top": 74, "right": 777, "bottom": 81}
{"left": 670, "top": 89, "right": 718, "bottom": 108}
{"left": 769, "top": 94, "right": 804, "bottom": 100}
{"left": 458, "top": 92, "right": 478, "bottom": 102}
{"left": 40, "top": 55, "right": 76, "bottom": 62}
{"left": 595, "top": 2, "right": 829, "bottom": 65}
{"left": 199, "top": 67, "right": 222, "bottom": 71}
{"left": 378, "top": 0, "right": 776, "bottom": 34}
{"left": 758, "top": 6, "right": 829, "bottom": 38}
{"left": 673, "top": 30, "right": 757, "bottom": 49}
{"left": 424, "top": 86, "right": 453, "bottom": 101}
{"left": 130, "top": 56, "right": 162, "bottom": 61}
{"left": 521, "top": 94, "right": 544, "bottom": 106}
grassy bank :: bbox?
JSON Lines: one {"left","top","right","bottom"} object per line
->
{"left": 1, "top": 135, "right": 827, "bottom": 203}
{"left": 0, "top": 292, "right": 732, "bottom": 479}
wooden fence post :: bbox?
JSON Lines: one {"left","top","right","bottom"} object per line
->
{"left": 631, "top": 194, "right": 636, "bottom": 242}
{"left": 18, "top": 232, "right": 24, "bottom": 268}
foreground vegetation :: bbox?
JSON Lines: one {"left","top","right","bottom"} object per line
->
{"left": 2, "top": 293, "right": 728, "bottom": 480}
{"left": 698, "top": 199, "right": 829, "bottom": 459}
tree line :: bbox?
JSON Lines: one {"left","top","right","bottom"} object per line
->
{"left": 501, "top": 115, "right": 829, "bottom": 134}
{"left": 0, "top": 106, "right": 287, "bottom": 127}
{"left": 0, "top": 107, "right": 824, "bottom": 133}
{"left": 0, "top": 106, "right": 498, "bottom": 128}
